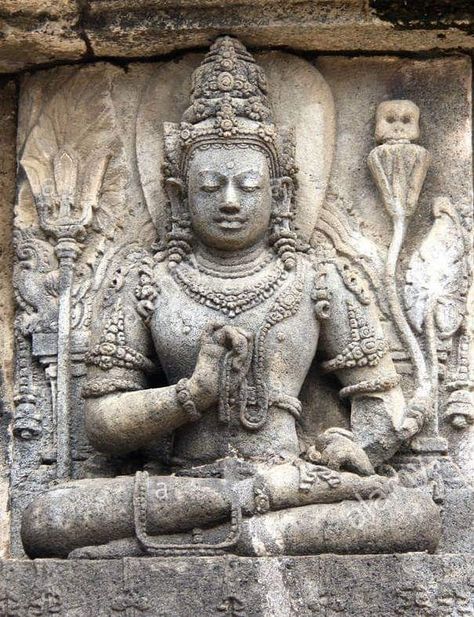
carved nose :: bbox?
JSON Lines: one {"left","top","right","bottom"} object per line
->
{"left": 220, "top": 185, "right": 241, "bottom": 213}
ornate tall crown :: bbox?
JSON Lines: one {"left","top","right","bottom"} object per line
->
{"left": 163, "top": 36, "right": 296, "bottom": 181}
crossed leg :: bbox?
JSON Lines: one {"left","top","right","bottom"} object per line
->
{"left": 21, "top": 463, "right": 440, "bottom": 558}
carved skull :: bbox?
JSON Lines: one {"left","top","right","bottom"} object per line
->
{"left": 375, "top": 100, "right": 420, "bottom": 144}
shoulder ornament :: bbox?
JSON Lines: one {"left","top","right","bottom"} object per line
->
{"left": 85, "top": 299, "right": 156, "bottom": 373}
{"left": 321, "top": 300, "right": 387, "bottom": 373}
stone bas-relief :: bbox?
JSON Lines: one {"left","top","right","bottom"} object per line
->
{"left": 9, "top": 38, "right": 473, "bottom": 561}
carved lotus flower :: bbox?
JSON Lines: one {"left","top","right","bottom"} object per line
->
{"left": 367, "top": 142, "right": 431, "bottom": 218}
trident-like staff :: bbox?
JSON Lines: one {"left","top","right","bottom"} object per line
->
{"left": 24, "top": 148, "right": 109, "bottom": 479}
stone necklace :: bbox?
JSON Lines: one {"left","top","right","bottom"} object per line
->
{"left": 171, "top": 254, "right": 288, "bottom": 318}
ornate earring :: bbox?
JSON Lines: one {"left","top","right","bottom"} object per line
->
{"left": 270, "top": 177, "right": 297, "bottom": 270}
{"left": 164, "top": 177, "right": 193, "bottom": 269}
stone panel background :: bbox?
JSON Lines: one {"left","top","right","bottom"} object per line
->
{"left": 0, "top": 79, "right": 17, "bottom": 559}
{"left": 6, "top": 52, "right": 472, "bottom": 558}
{"left": 0, "top": 555, "right": 473, "bottom": 616}
{"left": 1, "top": 1, "right": 474, "bottom": 73}
{"left": 0, "top": 5, "right": 471, "bottom": 615}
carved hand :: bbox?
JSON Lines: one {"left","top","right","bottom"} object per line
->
{"left": 320, "top": 429, "right": 375, "bottom": 476}
{"left": 189, "top": 324, "right": 253, "bottom": 410}
{"left": 398, "top": 397, "right": 427, "bottom": 441}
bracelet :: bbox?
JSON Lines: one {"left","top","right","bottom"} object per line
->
{"left": 324, "top": 427, "right": 355, "bottom": 442}
{"left": 175, "top": 378, "right": 201, "bottom": 422}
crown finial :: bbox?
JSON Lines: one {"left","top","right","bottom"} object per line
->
{"left": 182, "top": 36, "right": 271, "bottom": 127}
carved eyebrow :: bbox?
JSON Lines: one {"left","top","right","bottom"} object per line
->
{"left": 196, "top": 170, "right": 226, "bottom": 182}
{"left": 235, "top": 171, "right": 264, "bottom": 184}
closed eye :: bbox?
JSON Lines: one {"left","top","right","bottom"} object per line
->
{"left": 201, "top": 184, "right": 221, "bottom": 193}
{"left": 240, "top": 184, "right": 261, "bottom": 193}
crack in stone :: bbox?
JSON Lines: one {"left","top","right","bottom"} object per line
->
{"left": 74, "top": 0, "right": 94, "bottom": 59}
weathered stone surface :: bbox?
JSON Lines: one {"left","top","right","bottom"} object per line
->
{"left": 0, "top": 24, "right": 468, "bottom": 617}
{"left": 0, "top": 1, "right": 473, "bottom": 72}
{"left": 0, "top": 79, "right": 17, "bottom": 559}
{"left": 0, "top": 555, "right": 474, "bottom": 615}
{"left": 7, "top": 37, "right": 472, "bottom": 566}
{"left": 0, "top": 1, "right": 86, "bottom": 73}
{"left": 83, "top": 1, "right": 474, "bottom": 60}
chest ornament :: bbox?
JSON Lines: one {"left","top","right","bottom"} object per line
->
{"left": 218, "top": 259, "right": 306, "bottom": 431}
{"left": 171, "top": 257, "right": 288, "bottom": 317}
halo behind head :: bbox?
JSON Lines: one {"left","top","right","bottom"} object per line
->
{"left": 136, "top": 41, "right": 335, "bottom": 243}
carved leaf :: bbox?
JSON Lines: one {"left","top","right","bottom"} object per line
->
{"left": 20, "top": 66, "right": 118, "bottom": 221}
{"left": 53, "top": 149, "right": 77, "bottom": 207}
{"left": 404, "top": 197, "right": 467, "bottom": 336}
{"left": 44, "top": 271, "right": 59, "bottom": 298}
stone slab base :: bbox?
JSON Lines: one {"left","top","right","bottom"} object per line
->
{"left": 0, "top": 554, "right": 473, "bottom": 616}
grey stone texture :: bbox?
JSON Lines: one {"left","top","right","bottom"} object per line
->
{"left": 0, "top": 1, "right": 473, "bottom": 73}
{"left": 0, "top": 6, "right": 472, "bottom": 616}
{"left": 0, "top": 555, "right": 474, "bottom": 616}
{"left": 0, "top": 78, "right": 17, "bottom": 559}
{"left": 8, "top": 40, "right": 469, "bottom": 561}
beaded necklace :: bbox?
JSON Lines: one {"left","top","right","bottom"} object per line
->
{"left": 171, "top": 256, "right": 288, "bottom": 318}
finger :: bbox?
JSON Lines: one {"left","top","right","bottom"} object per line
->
{"left": 345, "top": 451, "right": 375, "bottom": 476}
{"left": 320, "top": 449, "right": 342, "bottom": 472}
{"left": 197, "top": 323, "right": 226, "bottom": 364}
{"left": 201, "top": 322, "right": 223, "bottom": 345}
{"left": 398, "top": 418, "right": 419, "bottom": 441}
{"left": 215, "top": 326, "right": 248, "bottom": 357}
{"left": 228, "top": 328, "right": 252, "bottom": 373}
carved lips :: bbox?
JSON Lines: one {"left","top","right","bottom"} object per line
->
{"left": 213, "top": 215, "right": 248, "bottom": 230}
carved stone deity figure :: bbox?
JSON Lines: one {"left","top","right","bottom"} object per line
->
{"left": 21, "top": 37, "right": 441, "bottom": 559}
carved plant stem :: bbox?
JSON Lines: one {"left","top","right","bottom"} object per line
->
{"left": 55, "top": 239, "right": 79, "bottom": 479}
{"left": 385, "top": 214, "right": 430, "bottom": 400}
{"left": 368, "top": 137, "right": 431, "bottom": 431}
{"left": 425, "top": 297, "right": 440, "bottom": 431}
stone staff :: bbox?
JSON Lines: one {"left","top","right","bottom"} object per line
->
{"left": 30, "top": 150, "right": 109, "bottom": 479}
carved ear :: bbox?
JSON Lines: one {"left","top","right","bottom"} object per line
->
{"left": 165, "top": 177, "right": 186, "bottom": 218}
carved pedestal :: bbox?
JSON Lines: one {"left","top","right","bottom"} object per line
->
{"left": 1, "top": 555, "right": 474, "bottom": 617}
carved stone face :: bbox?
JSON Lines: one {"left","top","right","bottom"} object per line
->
{"left": 187, "top": 145, "right": 272, "bottom": 251}
{"left": 375, "top": 100, "right": 420, "bottom": 143}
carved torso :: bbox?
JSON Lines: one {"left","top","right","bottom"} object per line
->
{"left": 86, "top": 249, "right": 392, "bottom": 469}
{"left": 152, "top": 254, "right": 319, "bottom": 465}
